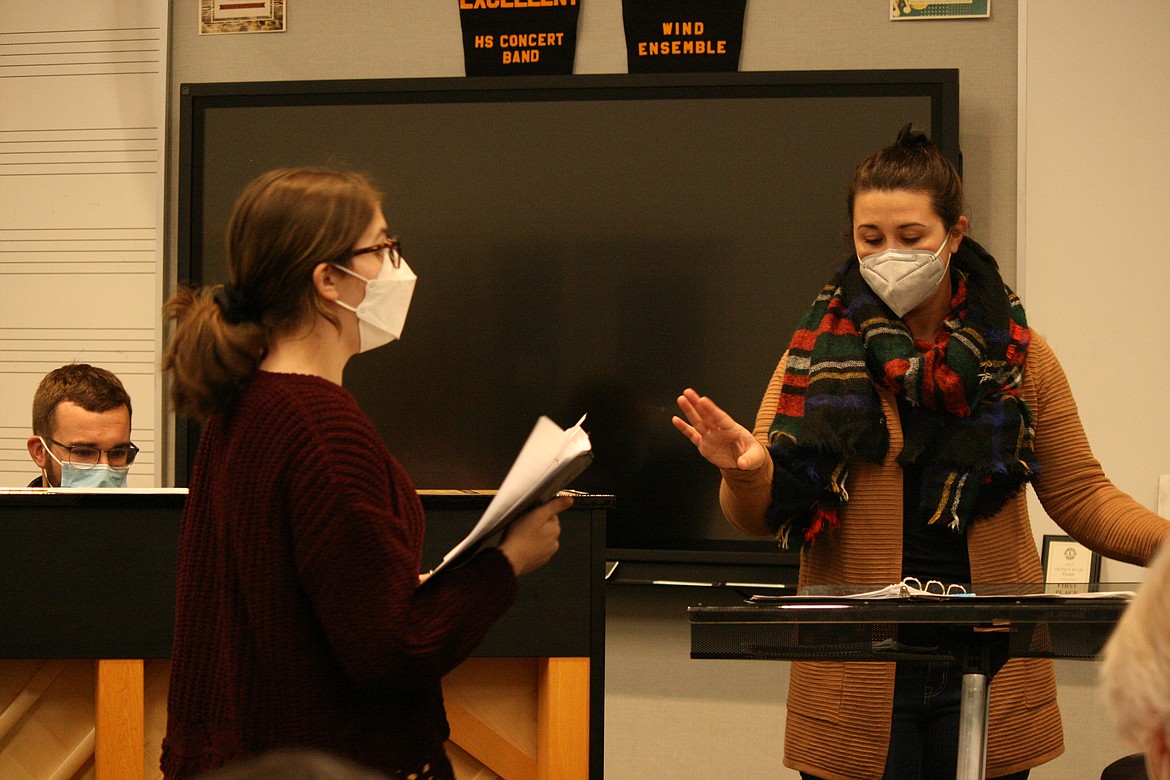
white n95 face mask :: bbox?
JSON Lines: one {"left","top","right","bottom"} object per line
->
{"left": 858, "top": 234, "right": 952, "bottom": 318}
{"left": 332, "top": 255, "right": 417, "bottom": 352}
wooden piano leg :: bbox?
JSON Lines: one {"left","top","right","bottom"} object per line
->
{"left": 537, "top": 657, "right": 589, "bottom": 780}
{"left": 95, "top": 659, "right": 144, "bottom": 780}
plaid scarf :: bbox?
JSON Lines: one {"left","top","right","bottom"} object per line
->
{"left": 767, "top": 237, "right": 1037, "bottom": 548}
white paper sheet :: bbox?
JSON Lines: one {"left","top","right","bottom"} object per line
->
{"left": 431, "top": 415, "right": 592, "bottom": 573}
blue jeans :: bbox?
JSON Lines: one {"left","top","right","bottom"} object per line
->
{"left": 799, "top": 660, "right": 1030, "bottom": 780}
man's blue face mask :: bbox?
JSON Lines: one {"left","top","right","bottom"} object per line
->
{"left": 59, "top": 462, "right": 129, "bottom": 488}
{"left": 40, "top": 437, "right": 130, "bottom": 488}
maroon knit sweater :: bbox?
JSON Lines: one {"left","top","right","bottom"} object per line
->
{"left": 162, "top": 372, "right": 518, "bottom": 780}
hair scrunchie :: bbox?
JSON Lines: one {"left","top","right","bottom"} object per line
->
{"left": 213, "top": 284, "right": 262, "bottom": 325}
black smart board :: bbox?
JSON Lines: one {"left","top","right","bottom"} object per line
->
{"left": 178, "top": 70, "right": 960, "bottom": 570}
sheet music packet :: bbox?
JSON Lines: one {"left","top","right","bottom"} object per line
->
{"left": 429, "top": 414, "right": 592, "bottom": 575}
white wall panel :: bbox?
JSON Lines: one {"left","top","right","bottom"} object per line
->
{"left": 0, "top": 1, "right": 167, "bottom": 488}
{"left": 1021, "top": 0, "right": 1170, "bottom": 585}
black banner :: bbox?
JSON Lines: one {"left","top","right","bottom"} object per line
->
{"left": 458, "top": 0, "right": 580, "bottom": 76}
{"left": 622, "top": 0, "right": 745, "bottom": 73}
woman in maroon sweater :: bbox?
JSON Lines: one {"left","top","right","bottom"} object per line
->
{"left": 160, "top": 167, "right": 568, "bottom": 780}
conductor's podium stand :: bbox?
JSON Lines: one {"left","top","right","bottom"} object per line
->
{"left": 0, "top": 489, "right": 609, "bottom": 780}
{"left": 690, "top": 588, "right": 1132, "bottom": 780}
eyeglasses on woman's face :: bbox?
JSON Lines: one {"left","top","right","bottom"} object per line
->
{"left": 350, "top": 236, "right": 402, "bottom": 269}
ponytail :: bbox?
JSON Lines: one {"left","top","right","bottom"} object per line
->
{"left": 162, "top": 286, "right": 266, "bottom": 420}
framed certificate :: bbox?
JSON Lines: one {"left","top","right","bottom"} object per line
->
{"left": 1041, "top": 535, "right": 1101, "bottom": 593}
{"left": 200, "top": 0, "right": 286, "bottom": 35}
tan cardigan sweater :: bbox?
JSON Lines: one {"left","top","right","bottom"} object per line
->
{"left": 719, "top": 332, "right": 1169, "bottom": 780}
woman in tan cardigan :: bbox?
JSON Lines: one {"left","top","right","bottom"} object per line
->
{"left": 673, "top": 126, "right": 1169, "bottom": 780}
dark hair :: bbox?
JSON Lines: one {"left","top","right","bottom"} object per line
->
{"left": 32, "top": 363, "right": 132, "bottom": 437}
{"left": 847, "top": 123, "right": 966, "bottom": 230}
{"left": 163, "top": 167, "right": 382, "bottom": 420}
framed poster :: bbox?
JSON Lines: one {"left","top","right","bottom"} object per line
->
{"left": 200, "top": 0, "right": 285, "bottom": 35}
{"left": 1042, "top": 535, "right": 1101, "bottom": 594}
{"left": 891, "top": 1, "right": 990, "bottom": 20}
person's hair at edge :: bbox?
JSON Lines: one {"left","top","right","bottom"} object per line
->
{"left": 31, "top": 363, "right": 132, "bottom": 437}
{"left": 163, "top": 167, "right": 382, "bottom": 421}
{"left": 191, "top": 748, "right": 391, "bottom": 780}
{"left": 1099, "top": 542, "right": 1170, "bottom": 765}
{"left": 847, "top": 122, "right": 967, "bottom": 232}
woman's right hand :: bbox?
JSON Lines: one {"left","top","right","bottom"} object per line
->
{"left": 498, "top": 495, "right": 571, "bottom": 577}
{"left": 672, "top": 388, "right": 768, "bottom": 472}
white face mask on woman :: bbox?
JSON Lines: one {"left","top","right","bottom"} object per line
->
{"left": 858, "top": 233, "right": 952, "bottom": 318}
{"left": 332, "top": 253, "right": 417, "bottom": 353}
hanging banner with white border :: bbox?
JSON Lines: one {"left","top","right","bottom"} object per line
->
{"left": 621, "top": 0, "right": 745, "bottom": 73}
{"left": 458, "top": 0, "right": 580, "bottom": 76}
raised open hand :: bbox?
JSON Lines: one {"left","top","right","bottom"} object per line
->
{"left": 671, "top": 388, "right": 768, "bottom": 472}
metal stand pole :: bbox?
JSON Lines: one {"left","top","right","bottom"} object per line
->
{"left": 955, "top": 672, "right": 990, "bottom": 780}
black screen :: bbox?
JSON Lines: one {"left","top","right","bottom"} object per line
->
{"left": 178, "top": 70, "right": 960, "bottom": 562}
